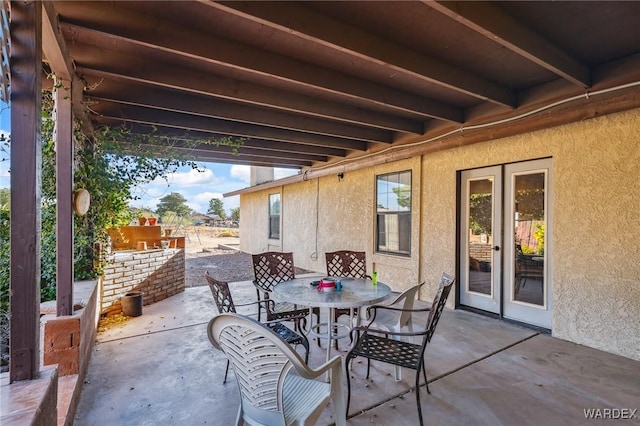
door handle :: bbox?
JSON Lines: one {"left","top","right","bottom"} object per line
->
{"left": 493, "top": 246, "right": 500, "bottom": 251}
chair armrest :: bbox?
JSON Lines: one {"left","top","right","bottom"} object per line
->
{"left": 364, "top": 304, "right": 431, "bottom": 322}
{"left": 291, "top": 354, "right": 343, "bottom": 380}
{"left": 351, "top": 325, "right": 428, "bottom": 338}
{"left": 234, "top": 298, "right": 276, "bottom": 310}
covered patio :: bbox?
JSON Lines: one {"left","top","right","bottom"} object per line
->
{"left": 3, "top": 1, "right": 640, "bottom": 425}
{"left": 73, "top": 279, "right": 639, "bottom": 425}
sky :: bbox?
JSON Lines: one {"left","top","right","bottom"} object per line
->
{"left": 129, "top": 164, "right": 297, "bottom": 215}
{"left": 0, "top": 101, "right": 297, "bottom": 215}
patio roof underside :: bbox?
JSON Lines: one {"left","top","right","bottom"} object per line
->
{"left": 46, "top": 1, "right": 640, "bottom": 169}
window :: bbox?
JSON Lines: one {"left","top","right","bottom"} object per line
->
{"left": 376, "top": 171, "right": 411, "bottom": 255}
{"left": 269, "top": 193, "right": 280, "bottom": 239}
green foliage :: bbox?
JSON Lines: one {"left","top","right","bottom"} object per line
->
{"left": 0, "top": 207, "right": 9, "bottom": 313}
{"left": 469, "top": 193, "right": 492, "bottom": 235}
{"left": 392, "top": 184, "right": 411, "bottom": 209}
{"left": 534, "top": 223, "right": 545, "bottom": 255}
{"left": 207, "top": 198, "right": 227, "bottom": 219}
{"left": 230, "top": 207, "right": 240, "bottom": 222}
{"left": 3, "top": 90, "right": 208, "bottom": 304}
{"left": 0, "top": 188, "right": 8, "bottom": 208}
{"left": 520, "top": 244, "right": 535, "bottom": 255}
{"left": 156, "top": 192, "right": 191, "bottom": 217}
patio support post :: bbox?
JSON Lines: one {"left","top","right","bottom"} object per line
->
{"left": 9, "top": 0, "right": 43, "bottom": 382}
{"left": 55, "top": 78, "right": 74, "bottom": 317}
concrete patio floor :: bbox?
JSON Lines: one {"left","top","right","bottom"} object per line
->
{"left": 74, "top": 278, "right": 639, "bottom": 425}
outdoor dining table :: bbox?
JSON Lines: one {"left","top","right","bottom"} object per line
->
{"left": 272, "top": 275, "right": 392, "bottom": 365}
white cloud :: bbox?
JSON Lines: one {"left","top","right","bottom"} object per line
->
{"left": 275, "top": 168, "right": 300, "bottom": 180}
{"left": 130, "top": 165, "right": 299, "bottom": 215}
{"left": 230, "top": 165, "right": 250, "bottom": 183}
{"left": 157, "top": 168, "right": 220, "bottom": 187}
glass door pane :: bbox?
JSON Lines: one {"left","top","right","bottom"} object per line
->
{"left": 503, "top": 158, "right": 552, "bottom": 329}
{"left": 513, "top": 172, "right": 545, "bottom": 306}
{"left": 468, "top": 178, "right": 494, "bottom": 296}
{"left": 459, "top": 166, "right": 501, "bottom": 314}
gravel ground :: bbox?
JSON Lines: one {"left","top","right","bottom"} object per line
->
{"left": 181, "top": 227, "right": 314, "bottom": 287}
{"left": 185, "top": 247, "right": 314, "bottom": 287}
{"left": 185, "top": 248, "right": 254, "bottom": 287}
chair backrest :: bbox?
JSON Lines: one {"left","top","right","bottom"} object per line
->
{"left": 392, "top": 281, "right": 425, "bottom": 329}
{"left": 205, "top": 272, "right": 236, "bottom": 314}
{"left": 252, "top": 251, "right": 295, "bottom": 293}
{"left": 325, "top": 250, "right": 367, "bottom": 278}
{"left": 208, "top": 313, "right": 302, "bottom": 426}
{"left": 423, "top": 273, "right": 455, "bottom": 345}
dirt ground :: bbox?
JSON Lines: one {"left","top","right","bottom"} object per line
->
{"left": 175, "top": 226, "right": 252, "bottom": 286}
{"left": 179, "top": 226, "right": 311, "bottom": 287}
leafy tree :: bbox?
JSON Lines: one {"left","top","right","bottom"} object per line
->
{"left": 230, "top": 207, "right": 240, "bottom": 222}
{"left": 156, "top": 192, "right": 191, "bottom": 217}
{"left": 392, "top": 184, "right": 411, "bottom": 209}
{"left": 0, "top": 188, "right": 9, "bottom": 208}
{"left": 207, "top": 198, "right": 227, "bottom": 219}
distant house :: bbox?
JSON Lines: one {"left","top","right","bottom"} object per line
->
{"left": 191, "top": 213, "right": 216, "bottom": 226}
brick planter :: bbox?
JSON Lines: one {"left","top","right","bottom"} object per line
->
{"left": 101, "top": 248, "right": 185, "bottom": 317}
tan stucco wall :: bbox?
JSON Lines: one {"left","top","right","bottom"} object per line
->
{"left": 241, "top": 158, "right": 423, "bottom": 293}
{"left": 238, "top": 108, "right": 640, "bottom": 360}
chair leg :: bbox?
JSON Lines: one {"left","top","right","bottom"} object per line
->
{"left": 421, "top": 359, "right": 430, "bottom": 394}
{"left": 366, "top": 358, "right": 371, "bottom": 379}
{"left": 345, "top": 354, "right": 353, "bottom": 416}
{"left": 255, "top": 288, "right": 262, "bottom": 322}
{"left": 415, "top": 370, "right": 424, "bottom": 426}
{"left": 301, "top": 335, "right": 310, "bottom": 365}
{"left": 224, "top": 359, "right": 230, "bottom": 384}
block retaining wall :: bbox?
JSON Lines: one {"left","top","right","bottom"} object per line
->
{"left": 101, "top": 248, "right": 185, "bottom": 316}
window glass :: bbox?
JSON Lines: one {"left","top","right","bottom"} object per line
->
{"left": 269, "top": 193, "right": 280, "bottom": 239}
{"left": 376, "top": 171, "right": 411, "bottom": 255}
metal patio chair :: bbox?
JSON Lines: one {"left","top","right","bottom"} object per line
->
{"left": 345, "top": 272, "right": 455, "bottom": 426}
{"left": 206, "top": 272, "right": 309, "bottom": 383}
{"left": 515, "top": 245, "right": 544, "bottom": 295}
{"left": 251, "top": 251, "right": 315, "bottom": 334}
{"left": 208, "top": 313, "right": 346, "bottom": 426}
{"left": 324, "top": 250, "right": 370, "bottom": 349}
{"left": 364, "top": 281, "right": 425, "bottom": 380}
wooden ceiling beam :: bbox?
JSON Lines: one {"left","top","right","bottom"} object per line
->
{"left": 91, "top": 101, "right": 369, "bottom": 151}
{"left": 59, "top": 14, "right": 460, "bottom": 122}
{"left": 117, "top": 143, "right": 310, "bottom": 167}
{"left": 41, "top": 2, "right": 93, "bottom": 134}
{"left": 207, "top": 0, "right": 516, "bottom": 108}
{"left": 426, "top": 1, "right": 591, "bottom": 88}
{"left": 86, "top": 79, "right": 394, "bottom": 143}
{"left": 95, "top": 119, "right": 349, "bottom": 158}
{"left": 69, "top": 47, "right": 420, "bottom": 134}
{"left": 134, "top": 143, "right": 328, "bottom": 163}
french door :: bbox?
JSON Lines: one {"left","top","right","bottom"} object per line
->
{"left": 459, "top": 159, "right": 552, "bottom": 329}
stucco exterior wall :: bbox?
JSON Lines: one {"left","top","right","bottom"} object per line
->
{"left": 238, "top": 108, "right": 640, "bottom": 360}
{"left": 241, "top": 158, "right": 422, "bottom": 293}
{"left": 420, "top": 109, "right": 640, "bottom": 360}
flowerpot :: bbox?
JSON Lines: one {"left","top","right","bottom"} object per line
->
{"left": 164, "top": 228, "right": 173, "bottom": 237}
{"left": 121, "top": 291, "right": 143, "bottom": 317}
{"left": 138, "top": 217, "right": 147, "bottom": 226}
{"left": 148, "top": 217, "right": 157, "bottom": 226}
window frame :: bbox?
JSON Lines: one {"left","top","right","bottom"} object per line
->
{"left": 268, "top": 193, "right": 281, "bottom": 240}
{"left": 375, "top": 170, "right": 412, "bottom": 256}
